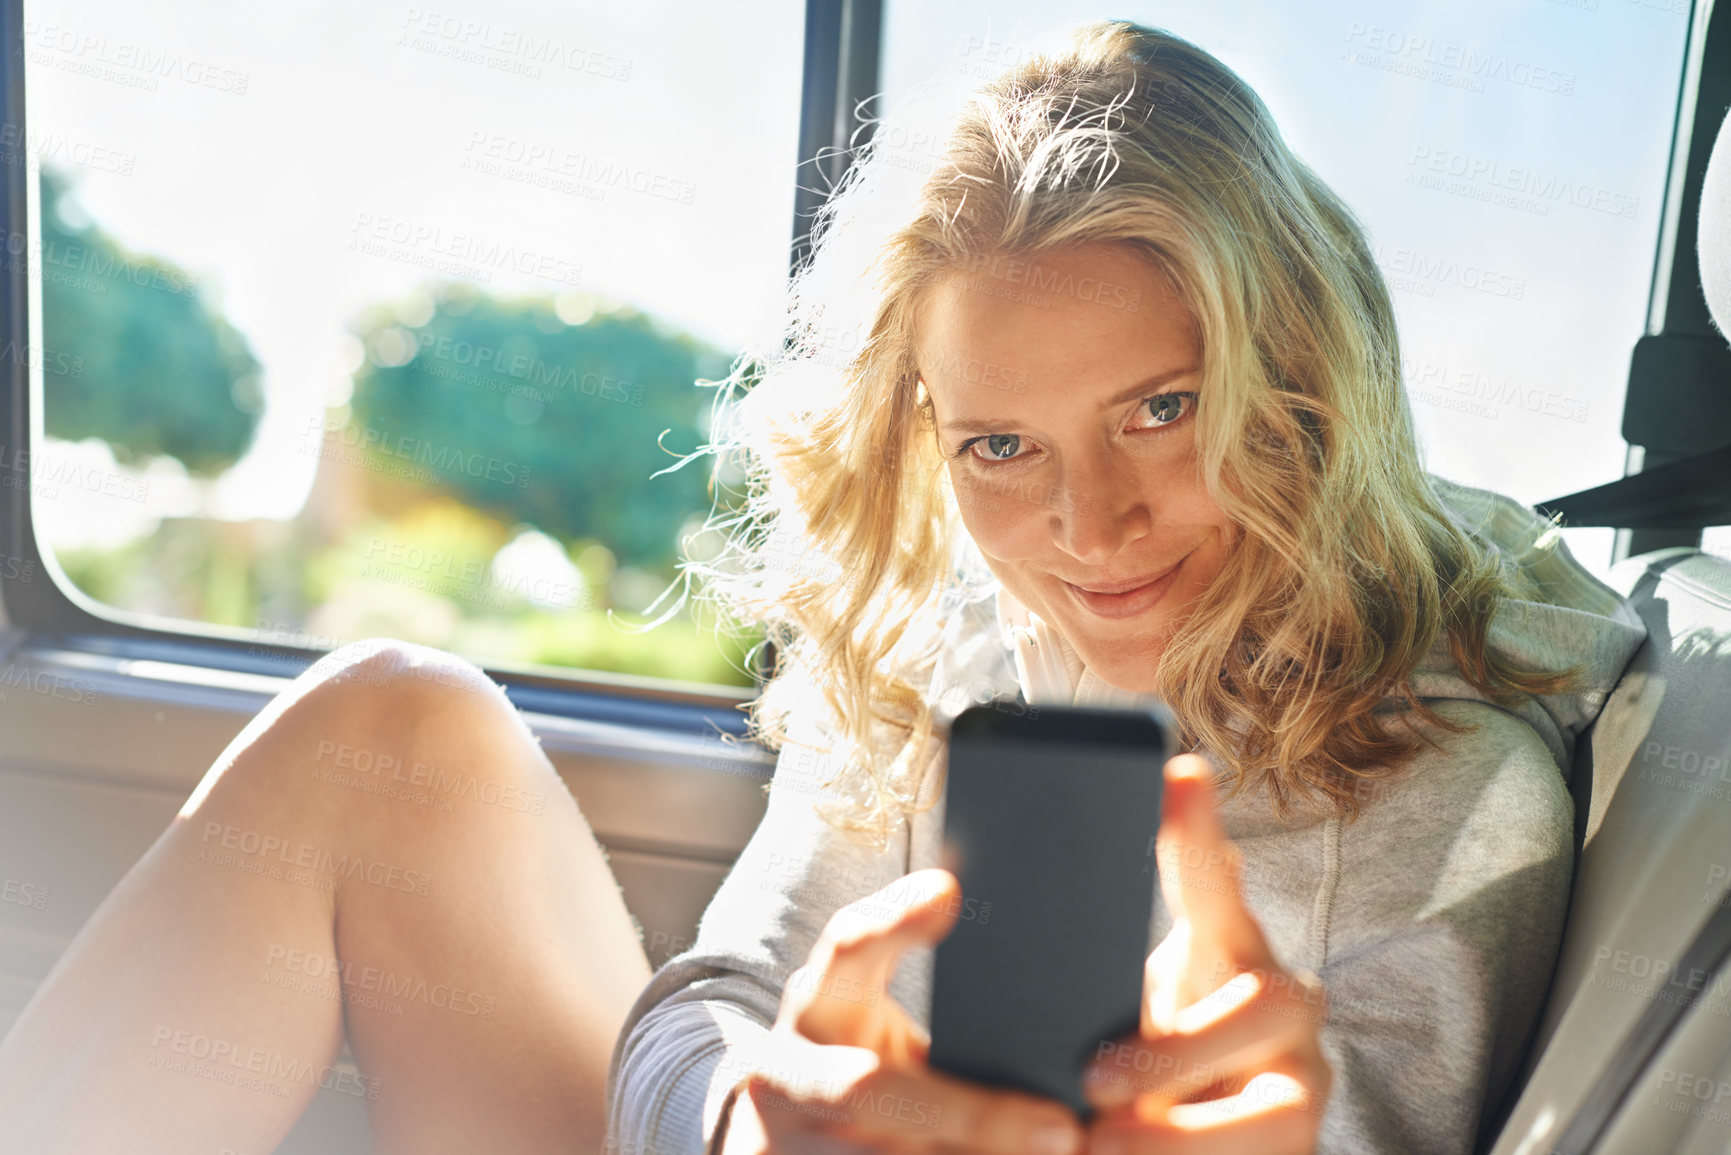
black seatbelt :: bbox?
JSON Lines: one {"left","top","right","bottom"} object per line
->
{"left": 1549, "top": 890, "right": 1731, "bottom": 1154}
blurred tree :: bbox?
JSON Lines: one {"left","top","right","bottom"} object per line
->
{"left": 38, "top": 167, "right": 263, "bottom": 475}
{"left": 345, "top": 284, "right": 730, "bottom": 568}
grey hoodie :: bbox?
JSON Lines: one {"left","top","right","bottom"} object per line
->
{"left": 606, "top": 477, "right": 1647, "bottom": 1154}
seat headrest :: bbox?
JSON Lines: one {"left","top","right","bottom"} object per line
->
{"left": 1699, "top": 102, "right": 1731, "bottom": 337}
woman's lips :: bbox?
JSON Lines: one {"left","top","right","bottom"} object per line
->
{"left": 1064, "top": 560, "right": 1183, "bottom": 619}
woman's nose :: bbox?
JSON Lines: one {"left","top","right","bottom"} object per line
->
{"left": 1049, "top": 456, "right": 1150, "bottom": 564}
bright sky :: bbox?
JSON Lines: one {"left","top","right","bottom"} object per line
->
{"left": 21, "top": 0, "right": 1697, "bottom": 579}
{"left": 23, "top": 0, "right": 805, "bottom": 532}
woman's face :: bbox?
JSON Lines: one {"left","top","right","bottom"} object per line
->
{"left": 915, "top": 241, "right": 1235, "bottom": 693}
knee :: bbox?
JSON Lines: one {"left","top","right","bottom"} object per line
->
{"left": 219, "top": 639, "right": 517, "bottom": 791}
{"left": 289, "top": 637, "right": 522, "bottom": 753}
{"left": 185, "top": 640, "right": 563, "bottom": 851}
{"left": 303, "top": 637, "right": 498, "bottom": 701}
{"left": 289, "top": 636, "right": 509, "bottom": 722}
{"left": 289, "top": 638, "right": 567, "bottom": 812}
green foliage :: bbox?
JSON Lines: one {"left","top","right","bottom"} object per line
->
{"left": 346, "top": 284, "right": 730, "bottom": 569}
{"left": 40, "top": 183, "right": 754, "bottom": 687}
{"left": 57, "top": 500, "right": 758, "bottom": 687}
{"left": 38, "top": 167, "right": 263, "bottom": 476}
{"left": 502, "top": 603, "right": 758, "bottom": 686}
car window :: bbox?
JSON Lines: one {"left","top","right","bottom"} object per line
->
{"left": 21, "top": 0, "right": 803, "bottom": 687}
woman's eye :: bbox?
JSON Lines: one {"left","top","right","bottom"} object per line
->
{"left": 977, "top": 433, "right": 1022, "bottom": 461}
{"left": 955, "top": 392, "right": 1196, "bottom": 464}
{"left": 1138, "top": 391, "right": 1195, "bottom": 427}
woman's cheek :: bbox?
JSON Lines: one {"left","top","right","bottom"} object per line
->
{"left": 951, "top": 468, "right": 1040, "bottom": 551}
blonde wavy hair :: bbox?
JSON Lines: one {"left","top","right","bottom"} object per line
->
{"left": 681, "top": 19, "right": 1579, "bottom": 847}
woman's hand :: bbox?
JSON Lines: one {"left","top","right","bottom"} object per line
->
{"left": 1080, "top": 754, "right": 1333, "bottom": 1155}
{"left": 719, "top": 868, "right": 1085, "bottom": 1155}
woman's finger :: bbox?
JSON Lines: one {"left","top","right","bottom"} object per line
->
{"left": 1085, "top": 1042, "right": 1330, "bottom": 1155}
{"left": 786, "top": 868, "right": 964, "bottom": 1050}
{"left": 1085, "top": 1072, "right": 1327, "bottom": 1155}
{"left": 744, "top": 1033, "right": 1085, "bottom": 1155}
{"left": 1083, "top": 968, "right": 1329, "bottom": 1112}
{"left": 1156, "top": 756, "right": 1271, "bottom": 974}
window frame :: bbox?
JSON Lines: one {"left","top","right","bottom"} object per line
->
{"left": 1550, "top": 0, "right": 1731, "bottom": 557}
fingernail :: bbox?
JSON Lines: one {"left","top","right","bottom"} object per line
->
{"left": 1026, "top": 1118, "right": 1080, "bottom": 1155}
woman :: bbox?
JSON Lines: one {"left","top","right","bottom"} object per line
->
{"left": 0, "top": 18, "right": 1643, "bottom": 1155}
{"left": 608, "top": 19, "right": 1645, "bottom": 1155}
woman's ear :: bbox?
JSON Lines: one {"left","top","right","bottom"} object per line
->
{"left": 914, "top": 377, "right": 938, "bottom": 434}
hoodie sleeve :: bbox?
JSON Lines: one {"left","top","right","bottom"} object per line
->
{"left": 604, "top": 719, "right": 917, "bottom": 1155}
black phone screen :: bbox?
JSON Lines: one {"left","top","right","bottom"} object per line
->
{"left": 927, "top": 700, "right": 1172, "bottom": 1117}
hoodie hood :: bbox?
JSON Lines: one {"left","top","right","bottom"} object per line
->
{"left": 929, "top": 476, "right": 1647, "bottom": 784}
{"left": 1403, "top": 477, "right": 1646, "bottom": 780}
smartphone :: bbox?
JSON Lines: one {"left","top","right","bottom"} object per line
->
{"left": 927, "top": 699, "right": 1174, "bottom": 1118}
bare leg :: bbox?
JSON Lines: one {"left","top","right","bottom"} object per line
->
{"left": 0, "top": 640, "right": 651, "bottom": 1155}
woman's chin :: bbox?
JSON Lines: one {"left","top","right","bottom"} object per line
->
{"left": 1065, "top": 634, "right": 1165, "bottom": 695}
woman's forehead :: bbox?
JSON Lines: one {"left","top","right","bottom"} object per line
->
{"left": 914, "top": 245, "right": 1197, "bottom": 394}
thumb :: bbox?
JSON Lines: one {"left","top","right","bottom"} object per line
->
{"left": 790, "top": 869, "right": 962, "bottom": 1050}
{"left": 807, "top": 868, "right": 964, "bottom": 979}
{"left": 1156, "top": 755, "right": 1269, "bottom": 973}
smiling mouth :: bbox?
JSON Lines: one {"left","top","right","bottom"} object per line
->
{"left": 1066, "top": 563, "right": 1180, "bottom": 595}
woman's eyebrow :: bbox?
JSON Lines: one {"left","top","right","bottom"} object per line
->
{"left": 1100, "top": 366, "right": 1201, "bottom": 406}
{"left": 937, "top": 365, "right": 1201, "bottom": 438}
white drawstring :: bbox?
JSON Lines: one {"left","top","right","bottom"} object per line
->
{"left": 995, "top": 585, "right": 1166, "bottom": 711}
